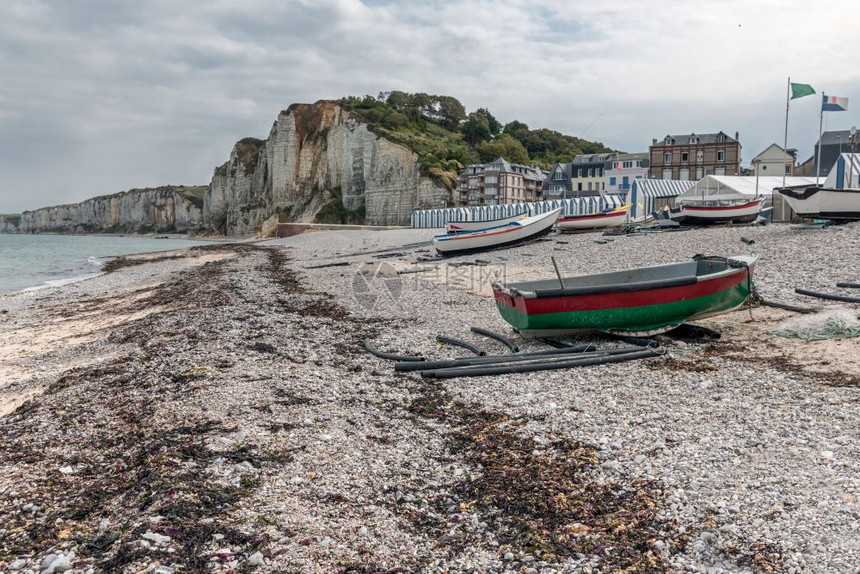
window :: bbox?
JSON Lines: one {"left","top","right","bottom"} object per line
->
{"left": 785, "top": 164, "right": 791, "bottom": 175}
{"left": 679, "top": 168, "right": 690, "bottom": 180}
{"left": 662, "top": 169, "right": 672, "bottom": 179}
{"left": 621, "top": 176, "right": 629, "bottom": 190}
{"left": 588, "top": 182, "right": 593, "bottom": 191}
{"left": 690, "top": 136, "right": 699, "bottom": 144}
{"left": 554, "top": 171, "right": 565, "bottom": 180}
{"left": 577, "top": 183, "right": 583, "bottom": 191}
{"left": 609, "top": 177, "right": 617, "bottom": 186}
{"left": 681, "top": 152, "right": 689, "bottom": 162}
{"left": 715, "top": 167, "right": 726, "bottom": 175}
{"left": 484, "top": 175, "right": 498, "bottom": 184}
{"left": 623, "top": 161, "right": 633, "bottom": 168}
{"left": 717, "top": 150, "right": 725, "bottom": 162}
{"left": 588, "top": 168, "right": 594, "bottom": 177}
{"left": 717, "top": 134, "right": 725, "bottom": 143}
{"left": 664, "top": 152, "right": 672, "bottom": 164}
{"left": 696, "top": 167, "right": 703, "bottom": 179}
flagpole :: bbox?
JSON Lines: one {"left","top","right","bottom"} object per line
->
{"left": 783, "top": 77, "right": 790, "bottom": 189}
{"left": 816, "top": 92, "right": 825, "bottom": 185}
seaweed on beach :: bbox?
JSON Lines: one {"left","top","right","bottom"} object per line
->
{"left": 408, "top": 385, "right": 683, "bottom": 571}
{"left": 0, "top": 246, "right": 286, "bottom": 571}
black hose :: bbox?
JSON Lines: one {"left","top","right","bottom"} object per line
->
{"left": 470, "top": 326, "right": 519, "bottom": 353}
{"left": 421, "top": 348, "right": 661, "bottom": 379}
{"left": 761, "top": 299, "right": 817, "bottom": 314}
{"left": 795, "top": 289, "right": 860, "bottom": 304}
{"left": 395, "top": 345, "right": 640, "bottom": 372}
{"left": 837, "top": 282, "right": 860, "bottom": 289}
{"left": 540, "top": 339, "right": 597, "bottom": 352}
{"left": 362, "top": 339, "right": 425, "bottom": 362}
{"left": 436, "top": 335, "right": 485, "bottom": 356}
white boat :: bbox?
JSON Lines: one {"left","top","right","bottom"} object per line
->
{"left": 775, "top": 185, "right": 860, "bottom": 221}
{"left": 556, "top": 205, "right": 631, "bottom": 231}
{"left": 445, "top": 211, "right": 529, "bottom": 233}
{"left": 432, "top": 208, "right": 562, "bottom": 256}
{"left": 668, "top": 197, "right": 764, "bottom": 225}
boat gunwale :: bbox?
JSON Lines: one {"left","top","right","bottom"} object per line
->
{"left": 433, "top": 208, "right": 561, "bottom": 243}
{"left": 675, "top": 198, "right": 763, "bottom": 212}
{"left": 446, "top": 210, "right": 529, "bottom": 226}
{"left": 495, "top": 256, "right": 756, "bottom": 300}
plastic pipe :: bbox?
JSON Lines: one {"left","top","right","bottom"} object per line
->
{"left": 470, "top": 327, "right": 520, "bottom": 353}
{"left": 421, "top": 348, "right": 661, "bottom": 379}
{"left": 395, "top": 345, "right": 643, "bottom": 372}
{"left": 436, "top": 335, "right": 485, "bottom": 356}
{"left": 795, "top": 288, "right": 860, "bottom": 304}
{"left": 363, "top": 339, "right": 425, "bottom": 362}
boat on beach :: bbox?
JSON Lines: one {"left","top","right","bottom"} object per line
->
{"left": 445, "top": 211, "right": 529, "bottom": 233}
{"left": 432, "top": 208, "right": 561, "bottom": 256}
{"left": 774, "top": 185, "right": 860, "bottom": 221}
{"left": 556, "top": 204, "right": 631, "bottom": 232}
{"left": 667, "top": 198, "right": 764, "bottom": 225}
{"left": 669, "top": 197, "right": 764, "bottom": 225}
{"left": 492, "top": 255, "right": 757, "bottom": 336}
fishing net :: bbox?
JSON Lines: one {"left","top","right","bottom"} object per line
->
{"left": 771, "top": 308, "right": 860, "bottom": 341}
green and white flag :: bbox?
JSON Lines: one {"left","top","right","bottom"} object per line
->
{"left": 790, "top": 82, "right": 816, "bottom": 100}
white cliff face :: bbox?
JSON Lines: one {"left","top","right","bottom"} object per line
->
{"left": 5, "top": 187, "right": 204, "bottom": 234}
{"left": 0, "top": 102, "right": 451, "bottom": 236}
{"left": 204, "top": 103, "right": 450, "bottom": 233}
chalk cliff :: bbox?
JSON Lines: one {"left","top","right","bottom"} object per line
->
{"left": 1, "top": 101, "right": 451, "bottom": 235}
{"left": 3, "top": 187, "right": 204, "bottom": 234}
{"left": 204, "top": 102, "right": 450, "bottom": 234}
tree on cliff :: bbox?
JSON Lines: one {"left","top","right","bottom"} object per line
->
{"left": 339, "top": 91, "right": 615, "bottom": 188}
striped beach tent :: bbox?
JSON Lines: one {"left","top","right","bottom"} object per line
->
{"left": 626, "top": 180, "right": 696, "bottom": 220}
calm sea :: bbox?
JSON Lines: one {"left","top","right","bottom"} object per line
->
{"left": 0, "top": 234, "right": 211, "bottom": 293}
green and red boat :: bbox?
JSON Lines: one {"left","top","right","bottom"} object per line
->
{"left": 492, "top": 255, "right": 756, "bottom": 336}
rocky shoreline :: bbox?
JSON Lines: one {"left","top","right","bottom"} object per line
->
{"left": 1, "top": 223, "right": 859, "bottom": 573}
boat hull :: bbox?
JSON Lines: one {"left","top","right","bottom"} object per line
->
{"left": 557, "top": 208, "right": 629, "bottom": 231}
{"left": 775, "top": 186, "right": 860, "bottom": 221}
{"left": 493, "top": 257, "right": 755, "bottom": 335}
{"left": 446, "top": 212, "right": 528, "bottom": 233}
{"left": 433, "top": 208, "right": 561, "bottom": 256}
{"left": 669, "top": 199, "right": 763, "bottom": 225}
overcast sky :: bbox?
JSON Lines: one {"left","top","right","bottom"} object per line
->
{"left": 2, "top": 0, "right": 860, "bottom": 213}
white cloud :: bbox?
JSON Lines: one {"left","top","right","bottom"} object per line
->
{"left": 1, "top": 0, "right": 860, "bottom": 212}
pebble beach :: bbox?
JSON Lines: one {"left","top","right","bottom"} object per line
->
{"left": 1, "top": 222, "right": 859, "bottom": 573}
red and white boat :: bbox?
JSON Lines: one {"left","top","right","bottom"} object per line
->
{"left": 432, "top": 208, "right": 561, "bottom": 256}
{"left": 668, "top": 198, "right": 764, "bottom": 225}
{"left": 556, "top": 204, "right": 631, "bottom": 231}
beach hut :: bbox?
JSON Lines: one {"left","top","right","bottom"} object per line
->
{"left": 823, "top": 153, "right": 860, "bottom": 189}
{"left": 626, "top": 179, "right": 696, "bottom": 220}
{"left": 410, "top": 196, "right": 627, "bottom": 228}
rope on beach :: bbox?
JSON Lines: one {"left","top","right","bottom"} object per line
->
{"left": 771, "top": 309, "right": 860, "bottom": 342}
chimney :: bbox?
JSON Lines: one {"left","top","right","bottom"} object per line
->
{"left": 735, "top": 131, "right": 739, "bottom": 142}
{"left": 652, "top": 138, "right": 657, "bottom": 145}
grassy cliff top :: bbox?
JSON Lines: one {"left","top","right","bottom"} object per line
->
{"left": 337, "top": 92, "right": 616, "bottom": 190}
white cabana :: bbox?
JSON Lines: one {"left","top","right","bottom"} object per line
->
{"left": 675, "top": 175, "right": 816, "bottom": 202}
{"left": 824, "top": 153, "right": 860, "bottom": 189}
{"left": 625, "top": 179, "right": 696, "bottom": 220}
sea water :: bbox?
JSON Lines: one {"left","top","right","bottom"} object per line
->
{"left": 0, "top": 234, "right": 212, "bottom": 293}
